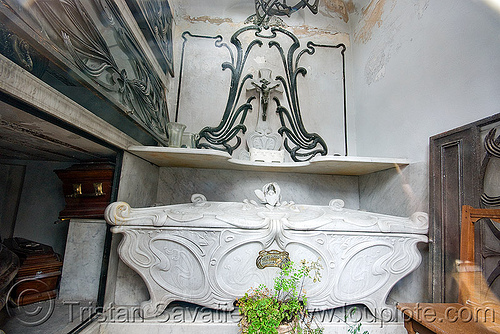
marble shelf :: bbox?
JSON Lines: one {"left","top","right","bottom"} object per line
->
{"left": 128, "top": 146, "right": 409, "bottom": 175}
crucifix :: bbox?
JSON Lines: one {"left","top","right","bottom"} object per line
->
{"left": 248, "top": 69, "right": 282, "bottom": 130}
{"left": 244, "top": 68, "right": 284, "bottom": 159}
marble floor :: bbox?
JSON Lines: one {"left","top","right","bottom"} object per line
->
{"left": 0, "top": 300, "right": 91, "bottom": 334}
{"left": 0, "top": 299, "right": 408, "bottom": 334}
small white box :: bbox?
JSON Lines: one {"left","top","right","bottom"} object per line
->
{"left": 249, "top": 148, "right": 284, "bottom": 163}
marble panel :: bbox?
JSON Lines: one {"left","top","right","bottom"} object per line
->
{"left": 79, "top": 305, "right": 407, "bottom": 334}
{"left": 59, "top": 219, "right": 107, "bottom": 302}
{"left": 117, "top": 152, "right": 159, "bottom": 207}
{"left": 111, "top": 167, "right": 358, "bottom": 307}
{"left": 114, "top": 258, "right": 150, "bottom": 305}
{"left": 90, "top": 323, "right": 407, "bottom": 334}
{"left": 156, "top": 167, "right": 360, "bottom": 209}
{"left": 107, "top": 152, "right": 159, "bottom": 306}
{"left": 388, "top": 242, "right": 431, "bottom": 304}
{"left": 358, "top": 162, "right": 429, "bottom": 217}
{"left": 359, "top": 162, "right": 431, "bottom": 304}
{"left": 107, "top": 232, "right": 151, "bottom": 306}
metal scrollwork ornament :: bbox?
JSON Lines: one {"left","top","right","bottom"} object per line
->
{"left": 249, "top": 0, "right": 320, "bottom": 27}
{"left": 0, "top": 22, "right": 48, "bottom": 78}
{"left": 30, "top": 0, "right": 169, "bottom": 144}
{"left": 188, "top": 25, "right": 343, "bottom": 161}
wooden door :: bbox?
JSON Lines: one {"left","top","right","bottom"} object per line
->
{"left": 430, "top": 113, "right": 500, "bottom": 302}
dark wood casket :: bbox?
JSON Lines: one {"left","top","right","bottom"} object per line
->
{"left": 5, "top": 237, "right": 62, "bottom": 306}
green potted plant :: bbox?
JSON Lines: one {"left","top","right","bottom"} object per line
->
{"left": 237, "top": 259, "right": 324, "bottom": 334}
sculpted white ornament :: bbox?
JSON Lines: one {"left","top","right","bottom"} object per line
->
{"left": 254, "top": 182, "right": 281, "bottom": 207}
{"left": 105, "top": 183, "right": 428, "bottom": 318}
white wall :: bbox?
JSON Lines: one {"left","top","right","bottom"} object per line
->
{"left": 351, "top": 0, "right": 500, "bottom": 305}
{"left": 352, "top": 0, "right": 500, "bottom": 162}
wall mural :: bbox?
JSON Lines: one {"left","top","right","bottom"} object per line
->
{"left": 177, "top": 26, "right": 347, "bottom": 162}
{"left": 0, "top": 0, "right": 171, "bottom": 145}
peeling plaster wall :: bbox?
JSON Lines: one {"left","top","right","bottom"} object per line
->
{"left": 352, "top": 0, "right": 500, "bottom": 161}
{"left": 168, "top": 0, "right": 357, "bottom": 157}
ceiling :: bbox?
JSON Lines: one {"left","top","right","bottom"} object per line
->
{"left": 171, "top": 0, "right": 372, "bottom": 13}
{"left": 170, "top": 0, "right": 370, "bottom": 25}
{"left": 0, "top": 98, "right": 116, "bottom": 162}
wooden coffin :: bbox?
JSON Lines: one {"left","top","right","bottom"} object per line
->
{"left": 55, "top": 162, "right": 114, "bottom": 219}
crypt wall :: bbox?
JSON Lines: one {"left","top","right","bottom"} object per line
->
{"left": 0, "top": 160, "right": 72, "bottom": 255}
{"left": 351, "top": 0, "right": 500, "bottom": 304}
{"left": 104, "top": 0, "right": 500, "bottom": 310}
{"left": 352, "top": 0, "right": 500, "bottom": 161}
{"left": 0, "top": 0, "right": 499, "bottom": 321}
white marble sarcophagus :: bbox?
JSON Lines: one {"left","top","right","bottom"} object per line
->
{"left": 105, "top": 183, "right": 428, "bottom": 319}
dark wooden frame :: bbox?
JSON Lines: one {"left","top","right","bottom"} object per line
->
{"left": 430, "top": 113, "right": 500, "bottom": 302}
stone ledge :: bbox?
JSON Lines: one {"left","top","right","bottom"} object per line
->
{"left": 128, "top": 146, "right": 409, "bottom": 176}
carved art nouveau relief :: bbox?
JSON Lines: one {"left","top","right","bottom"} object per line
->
{"left": 478, "top": 127, "right": 500, "bottom": 294}
{"left": 106, "top": 183, "right": 428, "bottom": 319}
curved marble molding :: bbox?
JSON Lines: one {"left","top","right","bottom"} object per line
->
{"left": 105, "top": 193, "right": 428, "bottom": 318}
